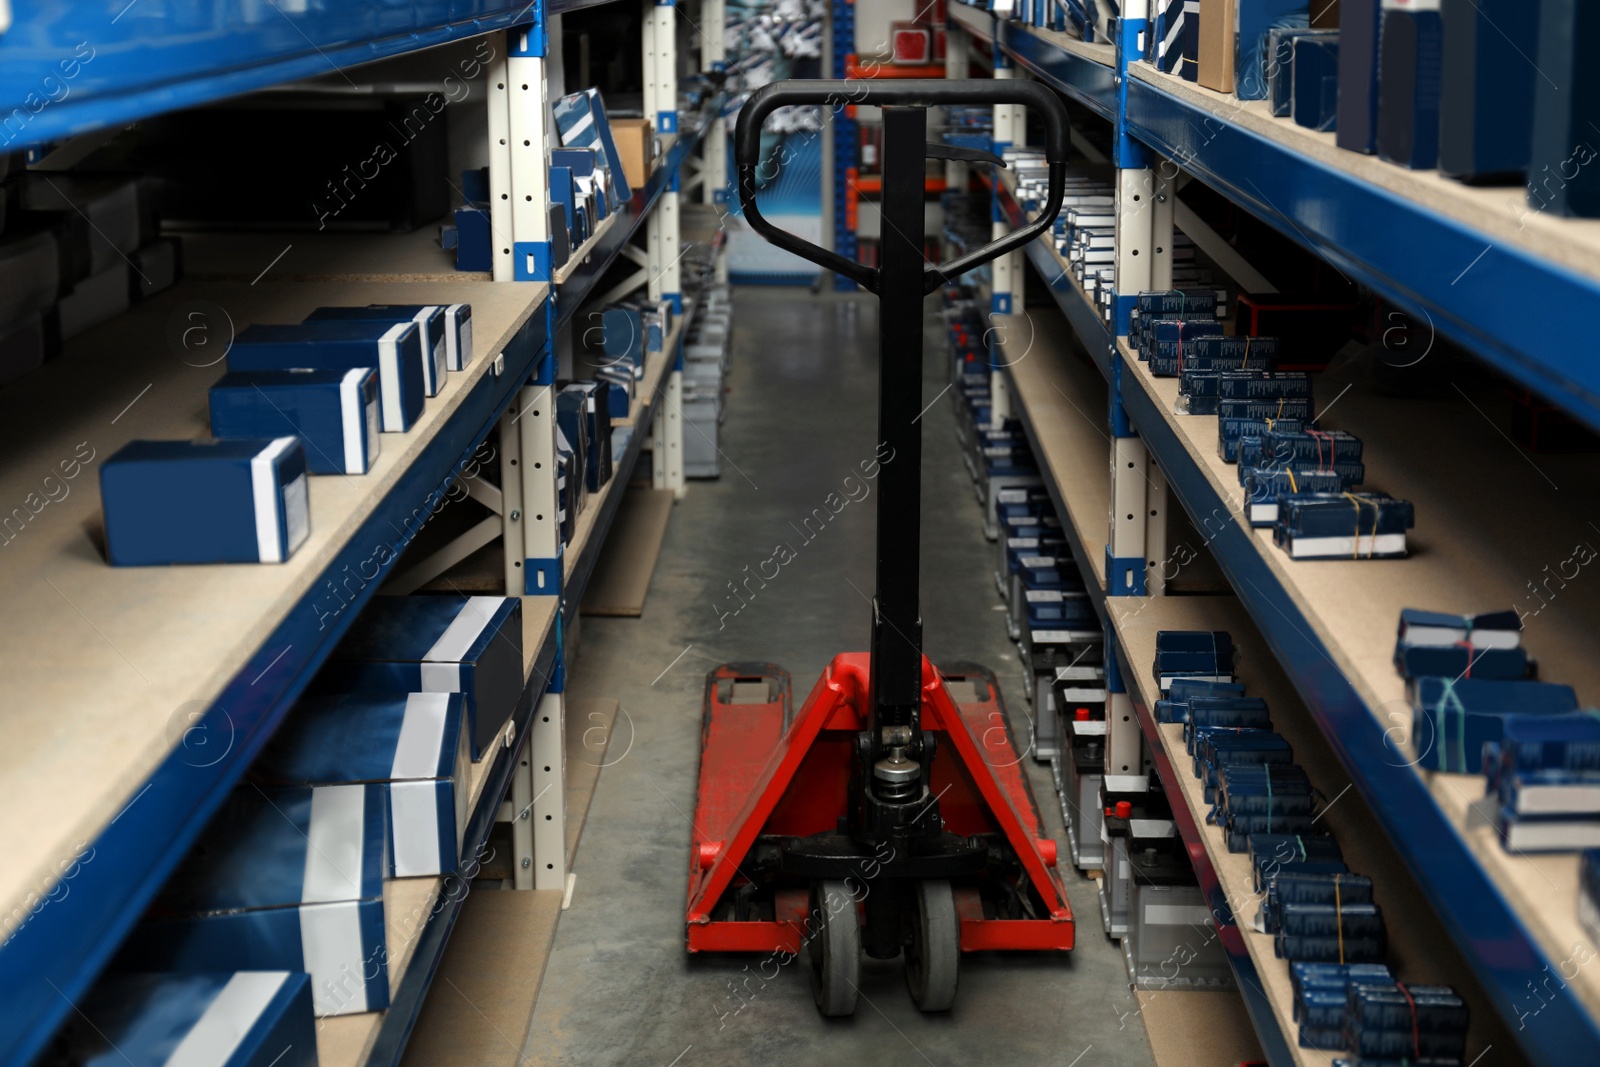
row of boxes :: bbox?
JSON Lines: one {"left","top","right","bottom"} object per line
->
{"left": 1152, "top": 628, "right": 1473, "bottom": 1055}
{"left": 99, "top": 303, "right": 474, "bottom": 567}
{"left": 683, "top": 285, "right": 733, "bottom": 479}
{"left": 1137, "top": 288, "right": 1417, "bottom": 560}
{"left": 0, "top": 166, "right": 181, "bottom": 388}
{"left": 1154, "top": 0, "right": 1596, "bottom": 214}
{"left": 58, "top": 591, "right": 524, "bottom": 1059}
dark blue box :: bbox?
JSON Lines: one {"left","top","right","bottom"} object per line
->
{"left": 101, "top": 438, "right": 310, "bottom": 566}
{"left": 1292, "top": 34, "right": 1341, "bottom": 131}
{"left": 1336, "top": 0, "right": 1383, "bottom": 153}
{"left": 210, "top": 368, "right": 380, "bottom": 476}
{"left": 305, "top": 305, "right": 448, "bottom": 396}
{"left": 1274, "top": 492, "right": 1414, "bottom": 560}
{"left": 1377, "top": 7, "right": 1445, "bottom": 169}
{"left": 1529, "top": 0, "right": 1600, "bottom": 217}
{"left": 1438, "top": 0, "right": 1539, "bottom": 181}
{"left": 1411, "top": 676, "right": 1580, "bottom": 773}
{"left": 227, "top": 320, "right": 425, "bottom": 433}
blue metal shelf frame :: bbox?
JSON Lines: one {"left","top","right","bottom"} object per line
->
{"left": 0, "top": 1, "right": 546, "bottom": 150}
{"left": 952, "top": 14, "right": 1600, "bottom": 1059}
{"left": 994, "top": 20, "right": 1116, "bottom": 122}
{"left": 1114, "top": 364, "right": 1600, "bottom": 1066}
{"left": 830, "top": 0, "right": 860, "bottom": 291}
{"left": 554, "top": 98, "right": 725, "bottom": 327}
{"left": 0, "top": 307, "right": 554, "bottom": 1067}
{"left": 1123, "top": 74, "right": 1600, "bottom": 436}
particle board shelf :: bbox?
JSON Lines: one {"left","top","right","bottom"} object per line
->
{"left": 1112, "top": 595, "right": 1523, "bottom": 1067}
{"left": 181, "top": 223, "right": 473, "bottom": 283}
{"left": 0, "top": 273, "right": 551, "bottom": 1066}
{"left": 1137, "top": 987, "right": 1264, "bottom": 1067}
{"left": 1123, "top": 62, "right": 1600, "bottom": 435}
{"left": 1111, "top": 330, "right": 1600, "bottom": 1059}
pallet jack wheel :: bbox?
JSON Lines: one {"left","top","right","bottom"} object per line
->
{"left": 808, "top": 880, "right": 861, "bottom": 1017}
{"left": 905, "top": 879, "right": 959, "bottom": 1012}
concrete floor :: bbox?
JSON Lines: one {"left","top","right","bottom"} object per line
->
{"left": 525, "top": 288, "right": 1156, "bottom": 1067}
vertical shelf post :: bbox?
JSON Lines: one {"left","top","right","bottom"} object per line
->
{"left": 646, "top": 0, "right": 686, "bottom": 498}
{"left": 989, "top": 51, "right": 1023, "bottom": 430}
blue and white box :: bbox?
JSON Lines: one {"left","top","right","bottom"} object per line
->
{"left": 321, "top": 595, "right": 524, "bottom": 761}
{"left": 253, "top": 691, "right": 472, "bottom": 877}
{"left": 55, "top": 972, "right": 317, "bottom": 1067}
{"left": 305, "top": 305, "right": 456, "bottom": 392}
{"left": 101, "top": 438, "right": 310, "bottom": 566}
{"left": 1411, "top": 676, "right": 1579, "bottom": 772}
{"left": 553, "top": 88, "right": 633, "bottom": 202}
{"left": 209, "top": 368, "right": 381, "bottom": 476}
{"left": 121, "top": 784, "right": 389, "bottom": 1017}
{"left": 1273, "top": 492, "right": 1414, "bottom": 560}
{"left": 1394, "top": 607, "right": 1527, "bottom": 680}
{"left": 227, "top": 320, "right": 425, "bottom": 433}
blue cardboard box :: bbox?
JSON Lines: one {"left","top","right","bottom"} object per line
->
{"left": 1274, "top": 492, "right": 1414, "bottom": 560}
{"left": 210, "top": 368, "right": 381, "bottom": 476}
{"left": 54, "top": 971, "right": 317, "bottom": 1067}
{"left": 1292, "top": 33, "right": 1341, "bottom": 131}
{"left": 320, "top": 595, "right": 523, "bottom": 760}
{"left": 1242, "top": 468, "right": 1353, "bottom": 526}
{"left": 227, "top": 320, "right": 426, "bottom": 433}
{"left": 1529, "top": 0, "right": 1600, "bottom": 217}
{"left": 305, "top": 306, "right": 448, "bottom": 397}
{"left": 1411, "top": 676, "right": 1580, "bottom": 772}
{"left": 553, "top": 88, "right": 633, "bottom": 202}
{"left": 1377, "top": 5, "right": 1445, "bottom": 169}
{"left": 1236, "top": 2, "right": 1309, "bottom": 101}
{"left": 119, "top": 784, "right": 389, "bottom": 1016}
{"left": 1336, "top": 0, "right": 1383, "bottom": 153}
{"left": 101, "top": 438, "right": 310, "bottom": 566}
{"left": 252, "top": 691, "right": 472, "bottom": 877}
{"left": 1439, "top": 0, "right": 1539, "bottom": 181}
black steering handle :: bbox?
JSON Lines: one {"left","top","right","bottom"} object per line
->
{"left": 734, "top": 79, "right": 1070, "bottom": 294}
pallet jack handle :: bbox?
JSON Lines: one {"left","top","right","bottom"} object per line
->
{"left": 734, "top": 79, "right": 1071, "bottom": 294}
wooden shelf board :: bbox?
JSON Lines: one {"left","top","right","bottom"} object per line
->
{"left": 0, "top": 275, "right": 546, "bottom": 927}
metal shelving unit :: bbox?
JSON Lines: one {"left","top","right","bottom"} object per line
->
{"left": 950, "top": 5, "right": 1600, "bottom": 1065}
{"left": 0, "top": 0, "right": 720, "bottom": 1062}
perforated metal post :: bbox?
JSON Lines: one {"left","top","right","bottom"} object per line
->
{"left": 1104, "top": 630, "right": 1143, "bottom": 778}
{"left": 520, "top": 378, "right": 562, "bottom": 594}
{"left": 701, "top": 0, "right": 729, "bottom": 213}
{"left": 531, "top": 685, "right": 567, "bottom": 891}
{"left": 989, "top": 52, "right": 1023, "bottom": 429}
{"left": 646, "top": 0, "right": 686, "bottom": 498}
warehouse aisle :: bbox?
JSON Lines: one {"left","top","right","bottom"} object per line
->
{"left": 525, "top": 288, "right": 1156, "bottom": 1067}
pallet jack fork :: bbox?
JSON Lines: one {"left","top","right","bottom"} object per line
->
{"left": 688, "top": 79, "right": 1074, "bottom": 1016}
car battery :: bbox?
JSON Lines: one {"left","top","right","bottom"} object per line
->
{"left": 1097, "top": 774, "right": 1160, "bottom": 936}
{"left": 1042, "top": 665, "right": 1107, "bottom": 763}
{"left": 980, "top": 440, "right": 1041, "bottom": 540}
{"left": 996, "top": 510, "right": 1062, "bottom": 602}
{"left": 1124, "top": 841, "right": 1234, "bottom": 990}
{"left": 1063, "top": 710, "right": 1107, "bottom": 869}
{"left": 1020, "top": 643, "right": 1104, "bottom": 742}
{"left": 1011, "top": 554, "right": 1090, "bottom": 659}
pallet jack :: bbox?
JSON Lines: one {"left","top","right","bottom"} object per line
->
{"left": 686, "top": 80, "right": 1074, "bottom": 1016}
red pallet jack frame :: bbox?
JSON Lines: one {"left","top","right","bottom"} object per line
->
{"left": 691, "top": 77, "right": 1073, "bottom": 1015}
{"left": 687, "top": 655, "right": 1075, "bottom": 954}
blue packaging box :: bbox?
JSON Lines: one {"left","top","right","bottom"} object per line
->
{"left": 599, "top": 306, "right": 645, "bottom": 378}
{"left": 1262, "top": 427, "right": 1365, "bottom": 466}
{"left": 1398, "top": 606, "right": 1521, "bottom": 649}
{"left": 1268, "top": 27, "right": 1337, "bottom": 116}
{"left": 1377, "top": 6, "right": 1445, "bottom": 169}
{"left": 455, "top": 205, "right": 491, "bottom": 272}
{"left": 1292, "top": 33, "right": 1341, "bottom": 131}
{"left": 227, "top": 320, "right": 426, "bottom": 433}
{"left": 1496, "top": 713, "right": 1600, "bottom": 775}
{"left": 1252, "top": 833, "right": 1343, "bottom": 891}
{"left": 1157, "top": 679, "right": 1248, "bottom": 723}
{"left": 567, "top": 380, "right": 615, "bottom": 492}
{"left": 1502, "top": 769, "right": 1600, "bottom": 816}
{"left": 1583, "top": 850, "right": 1600, "bottom": 944}
{"left": 1336, "top": 0, "right": 1383, "bottom": 153}
{"left": 305, "top": 306, "right": 448, "bottom": 397}
{"left": 1152, "top": 0, "right": 1190, "bottom": 74}
{"left": 555, "top": 387, "right": 591, "bottom": 506}
{"left": 1278, "top": 901, "right": 1384, "bottom": 940}
{"left": 55, "top": 972, "right": 317, "bottom": 1067}
{"left": 210, "top": 368, "right": 381, "bottom": 476}
{"left": 1394, "top": 642, "right": 1528, "bottom": 681}
{"left": 1152, "top": 334, "right": 1279, "bottom": 377}
{"left": 252, "top": 691, "right": 472, "bottom": 877}
{"left": 1276, "top": 932, "right": 1385, "bottom": 963}
{"left": 1410, "top": 676, "right": 1580, "bottom": 772}
{"left": 1529, "top": 0, "right": 1600, "bottom": 217}
{"left": 1217, "top": 395, "right": 1315, "bottom": 421}
{"left": 101, "top": 438, "right": 310, "bottom": 566}
{"left": 595, "top": 364, "right": 634, "bottom": 419}
{"left": 1153, "top": 631, "right": 1235, "bottom": 688}
{"left": 119, "top": 784, "right": 389, "bottom": 1016}
{"left": 1236, "top": 2, "right": 1309, "bottom": 100}
{"left": 1243, "top": 468, "right": 1353, "bottom": 526}
{"left": 1266, "top": 872, "right": 1373, "bottom": 932}
{"left": 320, "top": 595, "right": 524, "bottom": 761}
{"left": 1274, "top": 492, "right": 1414, "bottom": 560}
{"left": 553, "top": 88, "right": 633, "bottom": 202}
{"left": 1289, "top": 960, "right": 1394, "bottom": 1005}
{"left": 1221, "top": 415, "right": 1308, "bottom": 463}
{"left": 1217, "top": 370, "right": 1314, "bottom": 400}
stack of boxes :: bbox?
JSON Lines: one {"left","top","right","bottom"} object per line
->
{"left": 99, "top": 302, "right": 474, "bottom": 567}
{"left": 100, "top": 593, "right": 523, "bottom": 1024}
{"left": 1151, "top": 628, "right": 1475, "bottom": 1054}
{"left": 0, "top": 163, "right": 180, "bottom": 388}
{"left": 1134, "top": 286, "right": 1416, "bottom": 560}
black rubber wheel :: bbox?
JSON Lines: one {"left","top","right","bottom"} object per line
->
{"left": 905, "top": 879, "right": 959, "bottom": 1012}
{"left": 807, "top": 880, "right": 861, "bottom": 1017}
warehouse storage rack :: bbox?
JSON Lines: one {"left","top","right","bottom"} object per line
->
{"left": 0, "top": 1, "right": 727, "bottom": 1063}
{"left": 946, "top": 3, "right": 1600, "bottom": 1065}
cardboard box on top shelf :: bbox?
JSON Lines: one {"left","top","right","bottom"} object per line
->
{"left": 611, "top": 119, "right": 657, "bottom": 193}
{"left": 1198, "top": 0, "right": 1237, "bottom": 92}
